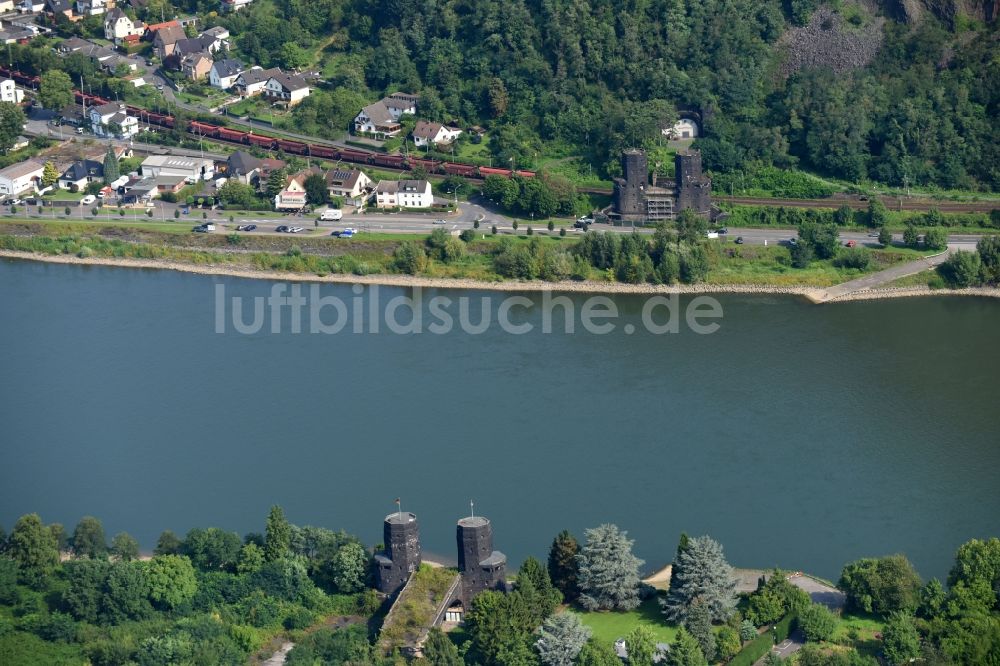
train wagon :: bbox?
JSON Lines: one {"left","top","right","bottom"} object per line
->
{"left": 309, "top": 145, "right": 338, "bottom": 159}
{"left": 247, "top": 134, "right": 275, "bottom": 148}
{"left": 442, "top": 162, "right": 478, "bottom": 177}
{"left": 217, "top": 127, "right": 248, "bottom": 142}
{"left": 514, "top": 171, "right": 536, "bottom": 178}
{"left": 372, "top": 154, "right": 406, "bottom": 168}
{"left": 339, "top": 149, "right": 371, "bottom": 166}
{"left": 275, "top": 139, "right": 308, "bottom": 155}
{"left": 188, "top": 121, "right": 218, "bottom": 137}
{"left": 479, "top": 166, "right": 515, "bottom": 178}
{"left": 408, "top": 158, "right": 439, "bottom": 173}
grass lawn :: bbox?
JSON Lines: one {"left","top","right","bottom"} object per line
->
{"left": 830, "top": 611, "right": 885, "bottom": 657}
{"left": 575, "top": 598, "right": 679, "bottom": 647}
{"left": 536, "top": 157, "right": 614, "bottom": 190}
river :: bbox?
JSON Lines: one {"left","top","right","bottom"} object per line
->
{"left": 1, "top": 258, "right": 998, "bottom": 581}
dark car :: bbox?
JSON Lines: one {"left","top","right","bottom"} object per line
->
{"left": 275, "top": 225, "right": 289, "bottom": 233}
{"left": 236, "top": 224, "right": 257, "bottom": 231}
{"left": 717, "top": 227, "right": 728, "bottom": 234}
{"left": 734, "top": 236, "right": 744, "bottom": 244}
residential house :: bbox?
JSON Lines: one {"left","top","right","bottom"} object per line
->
{"left": 60, "top": 103, "right": 85, "bottom": 127}
{"left": 0, "top": 79, "right": 24, "bottom": 104}
{"left": 89, "top": 102, "right": 139, "bottom": 139}
{"left": 104, "top": 8, "right": 145, "bottom": 44}
{"left": 374, "top": 179, "right": 432, "bottom": 209}
{"left": 263, "top": 72, "right": 310, "bottom": 106}
{"left": 325, "top": 168, "right": 371, "bottom": 207}
{"left": 19, "top": 0, "right": 45, "bottom": 12}
{"left": 209, "top": 58, "right": 243, "bottom": 89}
{"left": 97, "top": 53, "right": 137, "bottom": 75}
{"left": 45, "top": 0, "right": 74, "bottom": 20}
{"left": 220, "top": 0, "right": 253, "bottom": 12}
{"left": 272, "top": 168, "right": 320, "bottom": 210}
{"left": 180, "top": 52, "right": 212, "bottom": 80}
{"left": 154, "top": 174, "right": 187, "bottom": 194}
{"left": 58, "top": 159, "right": 103, "bottom": 191}
{"left": 225, "top": 150, "right": 262, "bottom": 184}
{"left": 151, "top": 24, "right": 186, "bottom": 58}
{"left": 0, "top": 24, "right": 36, "bottom": 44}
{"left": 201, "top": 26, "right": 229, "bottom": 41}
{"left": 257, "top": 158, "right": 285, "bottom": 191}
{"left": 411, "top": 120, "right": 462, "bottom": 149}
{"left": 0, "top": 0, "right": 15, "bottom": 11}
{"left": 119, "top": 176, "right": 158, "bottom": 204}
{"left": 173, "top": 34, "right": 222, "bottom": 58}
{"left": 0, "top": 159, "right": 44, "bottom": 196}
{"left": 75, "top": 0, "right": 108, "bottom": 15}
{"left": 354, "top": 92, "right": 418, "bottom": 138}
{"left": 57, "top": 36, "right": 93, "bottom": 54}
{"left": 140, "top": 154, "right": 213, "bottom": 181}
{"left": 233, "top": 66, "right": 280, "bottom": 97}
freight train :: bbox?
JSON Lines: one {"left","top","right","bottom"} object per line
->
{"left": 2, "top": 67, "right": 534, "bottom": 180}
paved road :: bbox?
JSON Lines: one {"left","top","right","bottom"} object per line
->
{"left": 813, "top": 249, "right": 953, "bottom": 302}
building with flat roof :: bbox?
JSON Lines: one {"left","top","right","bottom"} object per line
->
{"left": 140, "top": 155, "right": 214, "bottom": 181}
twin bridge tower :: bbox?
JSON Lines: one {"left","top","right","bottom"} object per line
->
{"left": 374, "top": 506, "right": 507, "bottom": 607}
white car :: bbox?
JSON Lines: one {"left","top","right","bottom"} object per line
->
{"left": 288, "top": 226, "right": 304, "bottom": 233}
{"left": 7, "top": 198, "right": 22, "bottom": 206}
{"left": 81, "top": 195, "right": 97, "bottom": 205}
{"left": 433, "top": 219, "right": 447, "bottom": 225}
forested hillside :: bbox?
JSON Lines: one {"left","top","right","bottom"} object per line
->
{"left": 124, "top": 0, "right": 993, "bottom": 191}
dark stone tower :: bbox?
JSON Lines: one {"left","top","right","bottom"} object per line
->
{"left": 374, "top": 511, "right": 421, "bottom": 596}
{"left": 675, "top": 149, "right": 712, "bottom": 215}
{"left": 457, "top": 516, "right": 507, "bottom": 607}
{"left": 613, "top": 149, "right": 648, "bottom": 222}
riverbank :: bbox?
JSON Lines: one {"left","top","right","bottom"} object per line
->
{"left": 5, "top": 249, "right": 1000, "bottom": 302}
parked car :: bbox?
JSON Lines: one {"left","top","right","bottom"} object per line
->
{"left": 80, "top": 195, "right": 96, "bottom": 205}
{"left": 288, "top": 226, "right": 304, "bottom": 233}
{"left": 236, "top": 224, "right": 257, "bottom": 231}
{"left": 845, "top": 240, "right": 857, "bottom": 247}
{"left": 717, "top": 227, "right": 728, "bottom": 234}
{"left": 433, "top": 219, "right": 447, "bottom": 225}
{"left": 705, "top": 231, "right": 719, "bottom": 239}
{"left": 275, "top": 225, "right": 289, "bottom": 233}
{"left": 7, "top": 198, "right": 23, "bottom": 206}
{"left": 735, "top": 236, "right": 744, "bottom": 244}
{"left": 573, "top": 219, "right": 591, "bottom": 229}
{"left": 867, "top": 232, "right": 880, "bottom": 238}
{"left": 334, "top": 229, "right": 355, "bottom": 238}
{"left": 319, "top": 209, "right": 343, "bottom": 221}
{"left": 787, "top": 238, "right": 798, "bottom": 246}
{"left": 192, "top": 224, "right": 212, "bottom": 233}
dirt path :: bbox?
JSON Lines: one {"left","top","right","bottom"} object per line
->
{"left": 810, "top": 250, "right": 952, "bottom": 302}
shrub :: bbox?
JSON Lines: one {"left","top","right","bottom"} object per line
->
{"left": 459, "top": 229, "right": 476, "bottom": 242}
{"left": 878, "top": 227, "right": 892, "bottom": 246}
{"left": 64, "top": 207, "right": 71, "bottom": 216}
{"left": 393, "top": 242, "right": 428, "bottom": 274}
{"left": 491, "top": 225, "right": 497, "bottom": 235}
{"left": 560, "top": 227, "right": 566, "bottom": 237}
{"left": 77, "top": 246, "right": 94, "bottom": 258}
{"left": 834, "top": 247, "right": 872, "bottom": 269}
{"left": 938, "top": 251, "right": 983, "bottom": 288}
{"left": 527, "top": 226, "right": 534, "bottom": 235}
{"left": 473, "top": 219, "right": 480, "bottom": 229}
{"left": 924, "top": 227, "right": 948, "bottom": 251}
{"left": 174, "top": 210, "right": 180, "bottom": 219}
{"left": 797, "top": 603, "right": 836, "bottom": 642}
{"left": 547, "top": 220, "right": 555, "bottom": 231}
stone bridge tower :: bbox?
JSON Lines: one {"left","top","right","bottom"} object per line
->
{"left": 374, "top": 511, "right": 421, "bottom": 596}
{"left": 457, "top": 514, "right": 507, "bottom": 607}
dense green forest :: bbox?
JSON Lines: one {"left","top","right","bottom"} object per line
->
{"left": 196, "top": 0, "right": 999, "bottom": 190}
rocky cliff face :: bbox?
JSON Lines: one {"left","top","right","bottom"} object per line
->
{"left": 883, "top": 0, "right": 998, "bottom": 24}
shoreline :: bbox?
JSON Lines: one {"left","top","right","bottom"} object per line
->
{"left": 4, "top": 249, "right": 1000, "bottom": 302}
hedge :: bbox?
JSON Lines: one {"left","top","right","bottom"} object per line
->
{"left": 726, "top": 613, "right": 796, "bottom": 666}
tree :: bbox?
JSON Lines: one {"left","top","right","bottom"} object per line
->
{"left": 947, "top": 537, "right": 1000, "bottom": 613}
{"left": 662, "top": 535, "right": 737, "bottom": 624}
{"left": 868, "top": 199, "right": 887, "bottom": 228}
{"left": 716, "top": 626, "right": 741, "bottom": 661}
{"left": 0, "top": 558, "right": 17, "bottom": 604}
{"left": 577, "top": 641, "right": 621, "bottom": 666}
{"left": 280, "top": 42, "right": 310, "bottom": 70}
{"left": 881, "top": 612, "right": 920, "bottom": 665}
{"left": 548, "top": 530, "right": 580, "bottom": 601}
{"left": 110, "top": 532, "right": 139, "bottom": 562}
{"left": 329, "top": 542, "right": 368, "bottom": 593}
{"left": 103, "top": 146, "right": 120, "bottom": 184}
{"left": 939, "top": 250, "right": 982, "bottom": 287}
{"left": 466, "top": 590, "right": 537, "bottom": 665}
{"left": 790, "top": 240, "right": 814, "bottom": 268}
{"left": 675, "top": 208, "right": 707, "bottom": 245}
{"left": 535, "top": 613, "right": 591, "bottom": 666}
{"left": 924, "top": 227, "right": 948, "bottom": 251}
{"left": 977, "top": 236, "right": 1000, "bottom": 284}
{"left": 798, "top": 603, "right": 837, "bottom": 642}
{"left": 667, "top": 627, "right": 708, "bottom": 666}
{"left": 39, "top": 70, "right": 74, "bottom": 110}
{"left": 266, "top": 169, "right": 288, "bottom": 199}
{"left": 181, "top": 527, "right": 241, "bottom": 571}
{"left": 393, "top": 242, "right": 428, "bottom": 274}
{"left": 903, "top": 223, "right": 919, "bottom": 248}
{"left": 838, "top": 555, "right": 922, "bottom": 616}
{"left": 680, "top": 245, "right": 709, "bottom": 283}
{"left": 218, "top": 180, "right": 258, "bottom": 209}
{"left": 237, "top": 542, "right": 266, "bottom": 575}
{"left": 684, "top": 599, "right": 716, "bottom": 661}
{"left": 154, "top": 530, "right": 182, "bottom": 556}
{"left": 423, "top": 627, "right": 463, "bottom": 666}
{"left": 265, "top": 505, "right": 291, "bottom": 561}
{"left": 834, "top": 205, "right": 853, "bottom": 226}
{"left": 146, "top": 554, "right": 198, "bottom": 610}
{"left": 63, "top": 558, "right": 111, "bottom": 622}
{"left": 576, "top": 524, "right": 644, "bottom": 611}
{"left": 304, "top": 173, "right": 329, "bottom": 206}
{"left": 878, "top": 226, "right": 892, "bottom": 246}
{"left": 0, "top": 101, "right": 26, "bottom": 154}
{"left": 71, "top": 516, "right": 107, "bottom": 559}
{"left": 103, "top": 560, "right": 153, "bottom": 623}
{"left": 41, "top": 161, "right": 58, "bottom": 187}
{"left": 625, "top": 626, "right": 657, "bottom": 666}
{"left": 740, "top": 619, "right": 758, "bottom": 641}
{"left": 518, "top": 557, "right": 562, "bottom": 623}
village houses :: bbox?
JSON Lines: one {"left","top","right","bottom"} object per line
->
{"left": 0, "top": 160, "right": 44, "bottom": 197}
{"left": 0, "top": 79, "right": 24, "bottom": 104}
{"left": 263, "top": 71, "right": 310, "bottom": 106}
{"left": 104, "top": 8, "right": 145, "bottom": 45}
{"left": 273, "top": 169, "right": 317, "bottom": 210}
{"left": 374, "top": 179, "right": 432, "bottom": 209}
{"left": 326, "top": 168, "right": 372, "bottom": 208}
{"left": 89, "top": 102, "right": 139, "bottom": 139}
{"left": 411, "top": 120, "right": 462, "bottom": 149}
{"left": 209, "top": 59, "right": 244, "bottom": 89}
{"left": 354, "top": 93, "right": 418, "bottom": 138}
